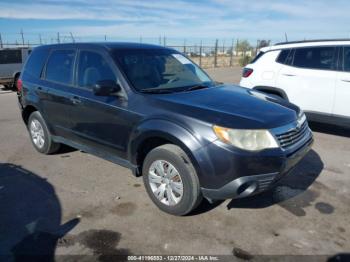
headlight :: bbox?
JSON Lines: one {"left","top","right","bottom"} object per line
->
{"left": 213, "top": 125, "right": 279, "bottom": 151}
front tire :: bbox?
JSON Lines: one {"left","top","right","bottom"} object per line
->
{"left": 142, "top": 144, "right": 202, "bottom": 216}
{"left": 28, "top": 111, "right": 60, "bottom": 154}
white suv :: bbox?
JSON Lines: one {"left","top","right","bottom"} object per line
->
{"left": 240, "top": 40, "right": 350, "bottom": 128}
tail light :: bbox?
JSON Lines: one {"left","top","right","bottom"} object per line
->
{"left": 17, "top": 79, "right": 23, "bottom": 92}
{"left": 242, "top": 68, "right": 253, "bottom": 78}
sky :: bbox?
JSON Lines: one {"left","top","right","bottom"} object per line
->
{"left": 0, "top": 0, "right": 349, "bottom": 46}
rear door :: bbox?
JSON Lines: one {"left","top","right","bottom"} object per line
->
{"left": 41, "top": 48, "right": 77, "bottom": 138}
{"left": 276, "top": 46, "right": 337, "bottom": 114}
{"left": 333, "top": 46, "right": 350, "bottom": 117}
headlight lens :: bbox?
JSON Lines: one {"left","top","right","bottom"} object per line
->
{"left": 213, "top": 125, "right": 279, "bottom": 151}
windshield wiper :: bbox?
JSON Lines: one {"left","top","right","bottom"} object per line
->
{"left": 185, "top": 84, "right": 211, "bottom": 92}
{"left": 139, "top": 88, "right": 174, "bottom": 94}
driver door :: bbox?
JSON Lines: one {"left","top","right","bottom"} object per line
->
{"left": 67, "top": 49, "right": 133, "bottom": 159}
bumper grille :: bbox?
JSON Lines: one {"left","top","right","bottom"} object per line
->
{"left": 276, "top": 120, "right": 309, "bottom": 149}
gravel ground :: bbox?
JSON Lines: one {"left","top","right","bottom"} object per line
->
{"left": 0, "top": 68, "right": 349, "bottom": 261}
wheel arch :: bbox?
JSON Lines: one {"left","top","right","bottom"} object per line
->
{"left": 22, "top": 104, "right": 38, "bottom": 125}
{"left": 128, "top": 119, "right": 204, "bottom": 177}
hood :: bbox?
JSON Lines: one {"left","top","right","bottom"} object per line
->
{"left": 152, "top": 84, "right": 299, "bottom": 129}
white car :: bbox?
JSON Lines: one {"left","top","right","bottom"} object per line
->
{"left": 240, "top": 39, "right": 350, "bottom": 128}
{"left": 0, "top": 47, "right": 31, "bottom": 90}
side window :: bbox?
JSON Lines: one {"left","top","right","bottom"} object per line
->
{"left": 77, "top": 51, "right": 116, "bottom": 89}
{"left": 276, "top": 49, "right": 290, "bottom": 64}
{"left": 293, "top": 46, "right": 336, "bottom": 70}
{"left": 23, "top": 48, "right": 49, "bottom": 78}
{"left": 0, "top": 49, "right": 22, "bottom": 64}
{"left": 343, "top": 47, "right": 350, "bottom": 72}
{"left": 45, "top": 50, "right": 76, "bottom": 85}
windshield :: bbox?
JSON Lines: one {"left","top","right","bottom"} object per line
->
{"left": 113, "top": 48, "right": 214, "bottom": 93}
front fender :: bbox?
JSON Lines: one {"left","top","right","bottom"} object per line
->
{"left": 128, "top": 118, "right": 214, "bottom": 179}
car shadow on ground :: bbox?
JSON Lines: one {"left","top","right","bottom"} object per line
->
{"left": 0, "top": 163, "right": 79, "bottom": 261}
{"left": 226, "top": 150, "right": 324, "bottom": 216}
{"left": 309, "top": 121, "right": 350, "bottom": 138}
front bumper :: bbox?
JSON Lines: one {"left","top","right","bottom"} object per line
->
{"left": 199, "top": 130, "right": 313, "bottom": 201}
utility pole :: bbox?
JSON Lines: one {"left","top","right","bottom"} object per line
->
{"left": 70, "top": 32, "right": 75, "bottom": 43}
{"left": 20, "top": 29, "right": 25, "bottom": 46}
{"left": 57, "top": 32, "right": 60, "bottom": 43}
{"left": 214, "top": 39, "right": 218, "bottom": 68}
{"left": 0, "top": 33, "right": 3, "bottom": 48}
{"left": 39, "top": 34, "right": 42, "bottom": 45}
{"left": 284, "top": 32, "right": 288, "bottom": 42}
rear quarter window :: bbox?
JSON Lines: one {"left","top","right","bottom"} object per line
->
{"left": 23, "top": 48, "right": 49, "bottom": 78}
{"left": 250, "top": 51, "right": 265, "bottom": 63}
{"left": 0, "top": 49, "right": 22, "bottom": 64}
{"left": 276, "top": 49, "right": 291, "bottom": 64}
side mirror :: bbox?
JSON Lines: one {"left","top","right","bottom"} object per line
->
{"left": 93, "top": 80, "right": 121, "bottom": 96}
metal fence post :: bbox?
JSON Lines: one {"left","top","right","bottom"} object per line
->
{"left": 229, "top": 39, "right": 234, "bottom": 67}
{"left": 199, "top": 41, "right": 202, "bottom": 67}
{"left": 214, "top": 39, "right": 218, "bottom": 68}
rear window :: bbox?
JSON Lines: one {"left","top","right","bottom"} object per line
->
{"left": 23, "top": 48, "right": 49, "bottom": 78}
{"left": 293, "top": 46, "right": 336, "bottom": 70}
{"left": 276, "top": 49, "right": 291, "bottom": 64}
{"left": 0, "top": 49, "right": 22, "bottom": 64}
{"left": 45, "top": 50, "right": 76, "bottom": 85}
{"left": 250, "top": 51, "right": 265, "bottom": 63}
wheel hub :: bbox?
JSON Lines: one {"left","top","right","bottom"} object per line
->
{"left": 148, "top": 160, "right": 183, "bottom": 206}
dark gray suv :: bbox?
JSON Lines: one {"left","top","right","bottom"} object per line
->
{"left": 18, "top": 43, "right": 313, "bottom": 215}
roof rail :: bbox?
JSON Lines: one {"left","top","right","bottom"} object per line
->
{"left": 275, "top": 39, "right": 350, "bottom": 46}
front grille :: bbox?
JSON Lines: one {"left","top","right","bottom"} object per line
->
{"left": 275, "top": 120, "right": 309, "bottom": 149}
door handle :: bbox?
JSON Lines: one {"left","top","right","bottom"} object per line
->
{"left": 70, "top": 96, "right": 81, "bottom": 104}
{"left": 283, "top": 74, "right": 296, "bottom": 77}
{"left": 341, "top": 79, "right": 350, "bottom": 83}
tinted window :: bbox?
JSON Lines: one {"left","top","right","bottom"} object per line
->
{"left": 276, "top": 49, "right": 290, "bottom": 64}
{"left": 77, "top": 51, "right": 116, "bottom": 88}
{"left": 344, "top": 47, "right": 350, "bottom": 72}
{"left": 45, "top": 50, "right": 76, "bottom": 85}
{"left": 293, "top": 47, "right": 336, "bottom": 70}
{"left": 23, "top": 48, "right": 49, "bottom": 78}
{"left": 0, "top": 49, "right": 22, "bottom": 64}
{"left": 251, "top": 51, "right": 265, "bottom": 63}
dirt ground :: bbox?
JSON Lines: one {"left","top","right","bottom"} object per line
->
{"left": 0, "top": 67, "right": 349, "bottom": 261}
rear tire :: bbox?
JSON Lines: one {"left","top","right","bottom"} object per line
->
{"left": 28, "top": 111, "right": 60, "bottom": 154}
{"left": 142, "top": 144, "right": 202, "bottom": 216}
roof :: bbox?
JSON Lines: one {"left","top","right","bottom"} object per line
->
{"left": 35, "top": 42, "right": 170, "bottom": 51}
{"left": 260, "top": 39, "right": 350, "bottom": 52}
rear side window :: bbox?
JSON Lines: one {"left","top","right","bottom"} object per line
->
{"left": 343, "top": 46, "right": 350, "bottom": 72}
{"left": 0, "top": 49, "right": 22, "bottom": 64}
{"left": 276, "top": 49, "right": 290, "bottom": 64}
{"left": 293, "top": 46, "right": 336, "bottom": 70}
{"left": 45, "top": 50, "right": 76, "bottom": 85}
{"left": 23, "top": 48, "right": 49, "bottom": 78}
{"left": 77, "top": 51, "right": 116, "bottom": 89}
{"left": 250, "top": 51, "right": 265, "bottom": 63}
